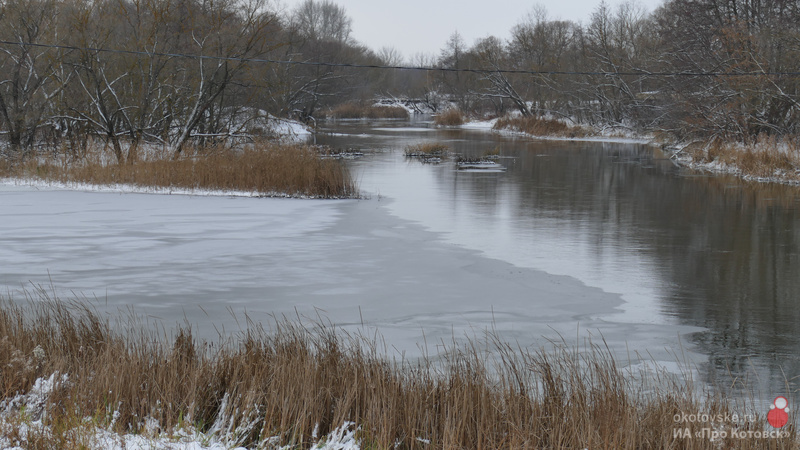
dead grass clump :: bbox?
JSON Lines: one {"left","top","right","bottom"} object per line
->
{"left": 494, "top": 115, "right": 588, "bottom": 138}
{"left": 9, "top": 141, "right": 358, "bottom": 198}
{"left": 433, "top": 108, "right": 465, "bottom": 126}
{"left": 329, "top": 103, "right": 409, "bottom": 119}
{"left": 404, "top": 142, "right": 450, "bottom": 157}
{"left": 0, "top": 293, "right": 794, "bottom": 449}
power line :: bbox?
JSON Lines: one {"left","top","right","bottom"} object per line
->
{"left": 3, "top": 40, "right": 800, "bottom": 78}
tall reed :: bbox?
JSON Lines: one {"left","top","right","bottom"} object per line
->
{"left": 0, "top": 292, "right": 792, "bottom": 449}
{"left": 3, "top": 141, "right": 358, "bottom": 198}
{"left": 687, "top": 134, "right": 800, "bottom": 181}
{"left": 433, "top": 108, "right": 465, "bottom": 126}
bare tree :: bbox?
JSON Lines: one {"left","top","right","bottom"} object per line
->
{"left": 472, "top": 36, "right": 531, "bottom": 116}
{"left": 0, "top": 0, "right": 71, "bottom": 157}
{"left": 168, "top": 0, "right": 277, "bottom": 156}
{"left": 292, "top": 0, "right": 352, "bottom": 44}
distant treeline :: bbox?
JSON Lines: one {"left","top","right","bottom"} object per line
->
{"left": 428, "top": 0, "right": 800, "bottom": 146}
{"left": 1, "top": 0, "right": 799, "bottom": 161}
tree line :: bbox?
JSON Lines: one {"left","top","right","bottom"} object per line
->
{"left": 0, "top": 0, "right": 384, "bottom": 162}
{"left": 424, "top": 0, "right": 800, "bottom": 147}
{"left": 1, "top": 0, "right": 799, "bottom": 162}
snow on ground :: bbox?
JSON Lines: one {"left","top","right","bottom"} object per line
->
{"left": 268, "top": 116, "right": 313, "bottom": 142}
{"left": 459, "top": 118, "right": 497, "bottom": 130}
{"left": 667, "top": 140, "right": 800, "bottom": 186}
{"left": 0, "top": 374, "right": 361, "bottom": 449}
{"left": 223, "top": 107, "right": 312, "bottom": 143}
{"left": 460, "top": 118, "right": 653, "bottom": 144}
{"left": 673, "top": 154, "right": 800, "bottom": 186}
{"left": 0, "top": 177, "right": 341, "bottom": 199}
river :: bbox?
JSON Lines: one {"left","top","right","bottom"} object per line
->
{"left": 2, "top": 117, "right": 799, "bottom": 399}
{"left": 319, "top": 118, "right": 800, "bottom": 397}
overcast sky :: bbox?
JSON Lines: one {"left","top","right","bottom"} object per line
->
{"left": 275, "top": 0, "right": 665, "bottom": 61}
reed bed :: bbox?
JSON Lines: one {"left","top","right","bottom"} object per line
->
{"left": 329, "top": 103, "right": 410, "bottom": 119}
{"left": 494, "top": 115, "right": 588, "bottom": 138}
{"left": 2, "top": 141, "right": 358, "bottom": 198}
{"left": 0, "top": 292, "right": 793, "bottom": 449}
{"left": 685, "top": 135, "right": 800, "bottom": 181}
{"left": 433, "top": 108, "right": 465, "bottom": 127}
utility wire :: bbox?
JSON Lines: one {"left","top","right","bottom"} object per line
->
{"left": 3, "top": 40, "right": 800, "bottom": 77}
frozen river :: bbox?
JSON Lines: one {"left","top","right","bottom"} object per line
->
{"left": 3, "top": 119, "right": 800, "bottom": 397}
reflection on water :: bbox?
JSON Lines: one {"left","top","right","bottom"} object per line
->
{"left": 318, "top": 119, "right": 800, "bottom": 395}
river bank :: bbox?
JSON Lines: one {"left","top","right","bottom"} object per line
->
{"left": 0, "top": 140, "right": 357, "bottom": 199}
{"left": 3, "top": 119, "right": 799, "bottom": 447}
{"left": 456, "top": 113, "right": 800, "bottom": 186}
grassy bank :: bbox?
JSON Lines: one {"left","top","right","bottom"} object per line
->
{"left": 0, "top": 141, "right": 358, "bottom": 198}
{"left": 328, "top": 103, "right": 410, "bottom": 120}
{"left": 493, "top": 115, "right": 588, "bottom": 138}
{"left": 677, "top": 135, "right": 800, "bottom": 183}
{"left": 0, "top": 295, "right": 793, "bottom": 449}
{"left": 490, "top": 115, "right": 800, "bottom": 186}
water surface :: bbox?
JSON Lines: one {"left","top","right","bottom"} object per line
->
{"left": 317, "top": 119, "right": 800, "bottom": 396}
{"left": 2, "top": 118, "right": 799, "bottom": 399}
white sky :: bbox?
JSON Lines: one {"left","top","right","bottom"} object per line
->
{"left": 274, "top": 0, "right": 665, "bottom": 61}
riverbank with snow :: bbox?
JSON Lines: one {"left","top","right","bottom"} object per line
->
{"left": 462, "top": 115, "right": 800, "bottom": 187}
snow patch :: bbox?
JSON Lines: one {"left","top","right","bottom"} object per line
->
{"left": 312, "top": 422, "right": 360, "bottom": 450}
{"left": 0, "top": 177, "right": 349, "bottom": 199}
{"left": 269, "top": 116, "right": 313, "bottom": 142}
{"left": 461, "top": 117, "right": 653, "bottom": 144}
{"left": 0, "top": 374, "right": 363, "bottom": 449}
{"left": 0, "top": 373, "right": 68, "bottom": 420}
{"left": 460, "top": 118, "right": 498, "bottom": 130}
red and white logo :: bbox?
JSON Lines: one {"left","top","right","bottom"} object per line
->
{"left": 767, "top": 396, "right": 789, "bottom": 428}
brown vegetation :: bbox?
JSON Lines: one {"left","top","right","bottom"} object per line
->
{"left": 433, "top": 108, "right": 465, "bottom": 126}
{"left": 494, "top": 115, "right": 588, "bottom": 138}
{"left": 683, "top": 135, "right": 800, "bottom": 181}
{"left": 328, "top": 103, "right": 410, "bottom": 119}
{"left": 2, "top": 141, "right": 358, "bottom": 198}
{"left": 0, "top": 294, "right": 793, "bottom": 449}
{"left": 404, "top": 142, "right": 450, "bottom": 157}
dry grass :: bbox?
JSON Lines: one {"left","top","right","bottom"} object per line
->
{"left": 404, "top": 142, "right": 450, "bottom": 157}
{"left": 686, "top": 135, "right": 800, "bottom": 181}
{"left": 0, "top": 292, "right": 794, "bottom": 449}
{"left": 329, "top": 103, "right": 410, "bottom": 119}
{"left": 433, "top": 108, "right": 465, "bottom": 127}
{"left": 2, "top": 141, "right": 358, "bottom": 198}
{"left": 494, "top": 115, "right": 588, "bottom": 138}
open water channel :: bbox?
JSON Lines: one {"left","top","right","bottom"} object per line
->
{"left": 2, "top": 117, "right": 799, "bottom": 399}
